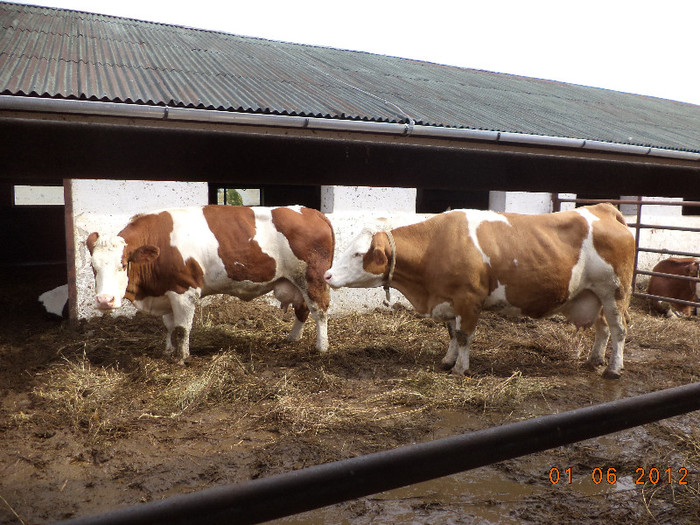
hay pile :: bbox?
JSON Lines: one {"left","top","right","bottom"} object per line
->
{"left": 21, "top": 298, "right": 577, "bottom": 450}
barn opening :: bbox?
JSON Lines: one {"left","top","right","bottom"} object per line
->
{"left": 208, "top": 184, "right": 321, "bottom": 209}
{"left": 0, "top": 180, "right": 66, "bottom": 268}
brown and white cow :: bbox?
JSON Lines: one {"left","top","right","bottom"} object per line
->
{"left": 86, "top": 205, "right": 334, "bottom": 363}
{"left": 646, "top": 257, "right": 700, "bottom": 317}
{"left": 325, "top": 203, "right": 635, "bottom": 379}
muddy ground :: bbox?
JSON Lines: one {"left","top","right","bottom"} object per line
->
{"left": 1, "top": 265, "right": 700, "bottom": 524}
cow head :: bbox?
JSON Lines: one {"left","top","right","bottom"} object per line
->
{"left": 86, "top": 232, "right": 160, "bottom": 310}
{"left": 324, "top": 228, "right": 392, "bottom": 289}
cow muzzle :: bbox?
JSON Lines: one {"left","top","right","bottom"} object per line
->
{"left": 95, "top": 294, "right": 120, "bottom": 310}
{"left": 325, "top": 269, "right": 346, "bottom": 289}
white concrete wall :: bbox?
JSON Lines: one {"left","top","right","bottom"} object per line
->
{"left": 71, "top": 179, "right": 208, "bottom": 320}
{"left": 321, "top": 185, "right": 417, "bottom": 213}
{"left": 489, "top": 191, "right": 553, "bottom": 214}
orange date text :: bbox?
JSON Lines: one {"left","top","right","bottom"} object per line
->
{"left": 548, "top": 467, "right": 689, "bottom": 485}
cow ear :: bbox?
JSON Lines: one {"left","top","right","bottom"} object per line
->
{"left": 130, "top": 245, "right": 160, "bottom": 264}
{"left": 86, "top": 232, "right": 99, "bottom": 255}
{"left": 373, "top": 247, "right": 388, "bottom": 266}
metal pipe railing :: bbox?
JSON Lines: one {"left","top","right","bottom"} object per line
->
{"left": 635, "top": 292, "right": 700, "bottom": 308}
{"left": 637, "top": 247, "right": 700, "bottom": 259}
{"left": 636, "top": 269, "right": 700, "bottom": 283}
{"left": 55, "top": 382, "right": 700, "bottom": 525}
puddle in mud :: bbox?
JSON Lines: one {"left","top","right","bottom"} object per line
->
{"left": 272, "top": 410, "right": 640, "bottom": 524}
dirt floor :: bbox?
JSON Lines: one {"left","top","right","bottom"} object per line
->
{"left": 1, "top": 265, "right": 700, "bottom": 525}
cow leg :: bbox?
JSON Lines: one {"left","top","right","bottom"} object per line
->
{"left": 162, "top": 312, "right": 176, "bottom": 357}
{"left": 294, "top": 278, "right": 330, "bottom": 352}
{"left": 288, "top": 302, "right": 309, "bottom": 343}
{"left": 275, "top": 278, "right": 329, "bottom": 352}
{"left": 291, "top": 300, "right": 329, "bottom": 352}
{"left": 305, "top": 285, "right": 330, "bottom": 353}
{"left": 164, "top": 288, "right": 199, "bottom": 365}
{"left": 441, "top": 316, "right": 476, "bottom": 376}
{"left": 310, "top": 308, "right": 329, "bottom": 352}
{"left": 584, "top": 309, "right": 609, "bottom": 370}
{"left": 601, "top": 300, "right": 627, "bottom": 379}
{"left": 451, "top": 329, "right": 475, "bottom": 376}
{"left": 440, "top": 320, "right": 459, "bottom": 369}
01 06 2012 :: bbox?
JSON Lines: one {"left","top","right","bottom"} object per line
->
{"left": 549, "top": 467, "right": 689, "bottom": 485}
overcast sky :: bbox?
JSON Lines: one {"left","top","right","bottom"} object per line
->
{"left": 10, "top": 0, "right": 700, "bottom": 106}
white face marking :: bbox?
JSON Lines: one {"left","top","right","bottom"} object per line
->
{"left": 461, "top": 209, "right": 511, "bottom": 265}
{"left": 325, "top": 229, "right": 383, "bottom": 288}
{"left": 89, "top": 235, "right": 129, "bottom": 309}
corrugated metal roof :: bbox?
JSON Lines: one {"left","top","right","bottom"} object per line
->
{"left": 1, "top": 2, "right": 699, "bottom": 153}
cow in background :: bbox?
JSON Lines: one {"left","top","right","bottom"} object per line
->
{"left": 325, "top": 203, "right": 635, "bottom": 379}
{"left": 647, "top": 257, "right": 700, "bottom": 317}
{"left": 87, "top": 205, "right": 334, "bottom": 363}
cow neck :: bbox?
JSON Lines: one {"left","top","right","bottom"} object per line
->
{"left": 125, "top": 261, "right": 137, "bottom": 301}
{"left": 381, "top": 227, "right": 433, "bottom": 314}
{"left": 383, "top": 230, "right": 397, "bottom": 305}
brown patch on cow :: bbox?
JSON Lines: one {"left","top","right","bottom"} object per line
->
{"left": 271, "top": 207, "right": 334, "bottom": 311}
{"left": 118, "top": 212, "right": 204, "bottom": 300}
{"left": 202, "top": 206, "right": 277, "bottom": 283}
{"left": 477, "top": 211, "right": 589, "bottom": 317}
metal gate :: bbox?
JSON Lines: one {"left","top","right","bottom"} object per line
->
{"left": 553, "top": 195, "right": 700, "bottom": 313}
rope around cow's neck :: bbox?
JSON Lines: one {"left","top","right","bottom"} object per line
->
{"left": 383, "top": 230, "right": 397, "bottom": 306}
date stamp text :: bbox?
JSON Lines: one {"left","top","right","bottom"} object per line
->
{"left": 549, "top": 467, "right": 689, "bottom": 485}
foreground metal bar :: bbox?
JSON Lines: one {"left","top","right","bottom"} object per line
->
{"left": 56, "top": 382, "right": 700, "bottom": 525}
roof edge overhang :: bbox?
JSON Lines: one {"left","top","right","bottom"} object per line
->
{"left": 2, "top": 95, "right": 698, "bottom": 165}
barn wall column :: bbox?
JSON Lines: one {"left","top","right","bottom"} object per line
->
{"left": 488, "top": 191, "right": 554, "bottom": 214}
{"left": 320, "top": 185, "right": 417, "bottom": 214}
{"left": 68, "top": 179, "right": 208, "bottom": 322}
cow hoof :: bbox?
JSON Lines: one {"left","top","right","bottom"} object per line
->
{"left": 439, "top": 360, "right": 455, "bottom": 371}
{"left": 602, "top": 369, "right": 621, "bottom": 380}
{"left": 449, "top": 366, "right": 469, "bottom": 377}
{"left": 583, "top": 359, "right": 603, "bottom": 371}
